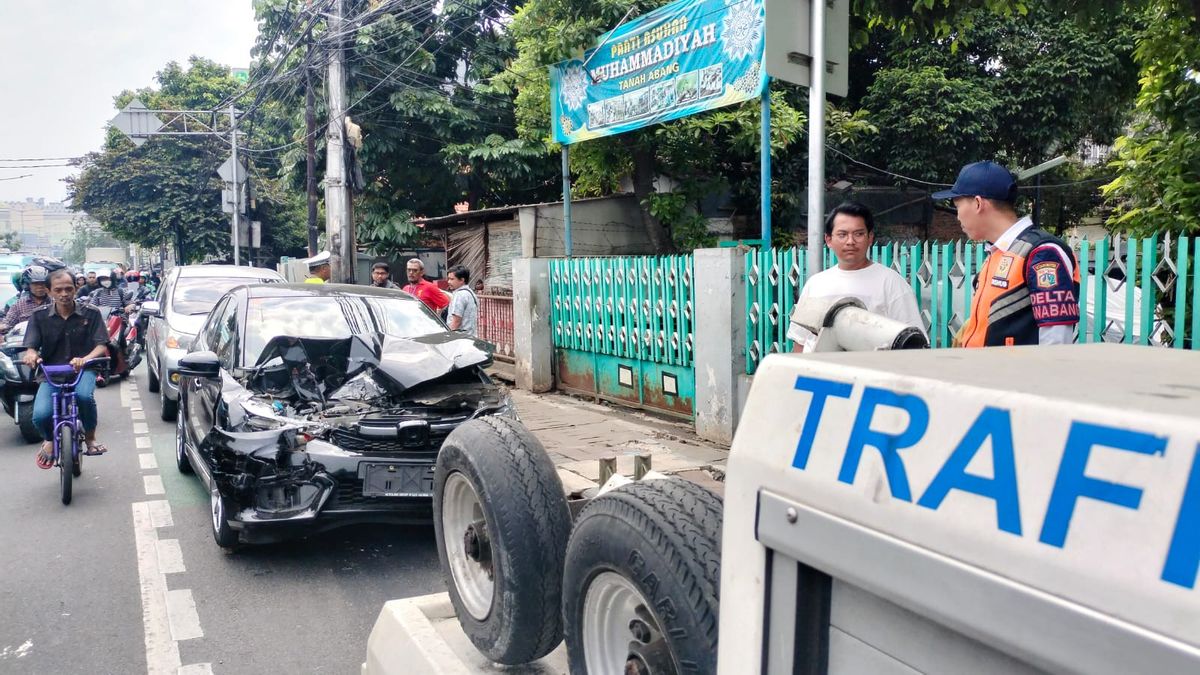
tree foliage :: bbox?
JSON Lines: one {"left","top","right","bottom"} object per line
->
{"left": 244, "top": 0, "right": 559, "bottom": 258}
{"left": 68, "top": 58, "right": 243, "bottom": 263}
{"left": 1102, "top": 2, "right": 1200, "bottom": 234}
{"left": 851, "top": 4, "right": 1139, "bottom": 184}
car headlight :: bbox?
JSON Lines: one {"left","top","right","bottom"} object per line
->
{"left": 165, "top": 330, "right": 194, "bottom": 351}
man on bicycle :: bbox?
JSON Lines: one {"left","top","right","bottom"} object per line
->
{"left": 22, "top": 268, "right": 110, "bottom": 468}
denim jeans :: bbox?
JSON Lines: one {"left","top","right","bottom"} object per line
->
{"left": 32, "top": 370, "right": 97, "bottom": 441}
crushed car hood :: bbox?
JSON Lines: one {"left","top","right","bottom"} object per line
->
{"left": 252, "top": 333, "right": 491, "bottom": 401}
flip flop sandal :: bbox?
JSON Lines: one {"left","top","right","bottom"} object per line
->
{"left": 36, "top": 449, "right": 54, "bottom": 470}
{"left": 83, "top": 442, "right": 108, "bottom": 456}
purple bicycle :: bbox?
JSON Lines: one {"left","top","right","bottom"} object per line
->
{"left": 40, "top": 358, "right": 109, "bottom": 505}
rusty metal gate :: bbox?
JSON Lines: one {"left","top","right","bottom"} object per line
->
{"left": 549, "top": 255, "right": 695, "bottom": 419}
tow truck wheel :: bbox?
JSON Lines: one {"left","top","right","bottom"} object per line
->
{"left": 433, "top": 416, "right": 572, "bottom": 665}
{"left": 564, "top": 479, "right": 722, "bottom": 675}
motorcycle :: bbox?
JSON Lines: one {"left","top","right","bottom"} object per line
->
{"left": 0, "top": 322, "right": 44, "bottom": 443}
{"left": 97, "top": 305, "right": 142, "bottom": 386}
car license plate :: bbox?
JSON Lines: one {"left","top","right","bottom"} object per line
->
{"left": 361, "top": 462, "right": 434, "bottom": 497}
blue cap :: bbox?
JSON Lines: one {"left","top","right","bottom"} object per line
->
{"left": 931, "top": 161, "right": 1017, "bottom": 202}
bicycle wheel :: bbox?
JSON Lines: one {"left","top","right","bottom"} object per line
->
{"left": 59, "top": 424, "right": 73, "bottom": 505}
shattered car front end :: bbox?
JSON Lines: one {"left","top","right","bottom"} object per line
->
{"left": 205, "top": 333, "right": 513, "bottom": 541}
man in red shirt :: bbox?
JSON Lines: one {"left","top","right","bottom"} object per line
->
{"left": 402, "top": 258, "right": 450, "bottom": 315}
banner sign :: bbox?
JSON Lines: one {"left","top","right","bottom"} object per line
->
{"left": 549, "top": 0, "right": 766, "bottom": 145}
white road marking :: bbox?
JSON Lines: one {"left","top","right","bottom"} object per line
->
{"left": 134, "top": 422, "right": 149, "bottom": 434}
{"left": 130, "top": 406, "right": 143, "bottom": 412}
{"left": 0, "top": 639, "right": 33, "bottom": 659}
{"left": 156, "top": 539, "right": 185, "bottom": 574}
{"left": 165, "top": 589, "right": 203, "bottom": 641}
{"left": 149, "top": 500, "right": 174, "bottom": 529}
{"left": 136, "top": 436, "right": 152, "bottom": 449}
{"left": 132, "top": 410, "right": 146, "bottom": 421}
{"left": 178, "top": 663, "right": 214, "bottom": 675}
{"left": 132, "top": 502, "right": 182, "bottom": 674}
{"left": 144, "top": 475, "right": 165, "bottom": 495}
{"left": 140, "top": 453, "right": 158, "bottom": 470}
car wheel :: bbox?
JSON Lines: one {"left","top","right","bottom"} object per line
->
{"left": 210, "top": 487, "right": 239, "bottom": 551}
{"left": 147, "top": 357, "right": 160, "bottom": 393}
{"left": 563, "top": 479, "right": 723, "bottom": 675}
{"left": 159, "top": 377, "right": 177, "bottom": 422}
{"left": 17, "top": 401, "right": 41, "bottom": 444}
{"left": 175, "top": 399, "right": 192, "bottom": 475}
{"left": 433, "top": 416, "right": 572, "bottom": 665}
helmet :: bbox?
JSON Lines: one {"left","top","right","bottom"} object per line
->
{"left": 125, "top": 270, "right": 141, "bottom": 282}
{"left": 10, "top": 272, "right": 22, "bottom": 291}
{"left": 22, "top": 265, "right": 50, "bottom": 287}
{"left": 28, "top": 256, "right": 65, "bottom": 274}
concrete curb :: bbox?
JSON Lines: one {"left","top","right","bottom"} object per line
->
{"left": 362, "top": 593, "right": 568, "bottom": 674}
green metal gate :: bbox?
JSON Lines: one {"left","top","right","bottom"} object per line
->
{"left": 549, "top": 255, "right": 695, "bottom": 418}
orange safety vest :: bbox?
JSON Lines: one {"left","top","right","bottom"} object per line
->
{"left": 956, "top": 226, "right": 1081, "bottom": 347}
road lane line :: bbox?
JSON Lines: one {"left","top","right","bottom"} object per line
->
{"left": 140, "top": 453, "right": 158, "bottom": 470}
{"left": 136, "top": 436, "right": 152, "bottom": 449}
{"left": 165, "top": 589, "right": 203, "bottom": 641}
{"left": 132, "top": 410, "right": 146, "bottom": 421}
{"left": 148, "top": 500, "right": 174, "bottom": 529}
{"left": 134, "top": 422, "right": 149, "bottom": 434}
{"left": 144, "top": 475, "right": 165, "bottom": 495}
{"left": 178, "top": 663, "right": 214, "bottom": 675}
{"left": 156, "top": 539, "right": 185, "bottom": 574}
{"left": 132, "top": 502, "right": 182, "bottom": 674}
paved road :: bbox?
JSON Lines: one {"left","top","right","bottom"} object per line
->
{"left": 0, "top": 365, "right": 445, "bottom": 674}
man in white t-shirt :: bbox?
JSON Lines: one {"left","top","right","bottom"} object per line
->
{"left": 787, "top": 202, "right": 925, "bottom": 352}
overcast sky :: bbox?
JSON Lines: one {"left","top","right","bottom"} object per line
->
{"left": 0, "top": 1, "right": 258, "bottom": 203}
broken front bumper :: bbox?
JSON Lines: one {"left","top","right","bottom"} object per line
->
{"left": 211, "top": 431, "right": 437, "bottom": 543}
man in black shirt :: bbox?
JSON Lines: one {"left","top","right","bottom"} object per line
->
{"left": 22, "top": 269, "right": 110, "bottom": 468}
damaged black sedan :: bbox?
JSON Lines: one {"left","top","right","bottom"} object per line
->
{"left": 174, "top": 283, "right": 514, "bottom": 549}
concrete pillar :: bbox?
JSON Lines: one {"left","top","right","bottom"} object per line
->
{"left": 513, "top": 257, "right": 554, "bottom": 393}
{"left": 693, "top": 247, "right": 747, "bottom": 444}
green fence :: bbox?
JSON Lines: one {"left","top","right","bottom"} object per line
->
{"left": 549, "top": 255, "right": 696, "bottom": 417}
{"left": 745, "top": 233, "right": 1200, "bottom": 374}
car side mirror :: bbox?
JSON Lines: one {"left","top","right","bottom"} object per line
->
{"left": 141, "top": 300, "right": 162, "bottom": 318}
{"left": 178, "top": 351, "right": 221, "bottom": 379}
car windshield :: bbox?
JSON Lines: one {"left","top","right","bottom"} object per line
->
{"left": 243, "top": 295, "right": 445, "bottom": 365}
{"left": 172, "top": 277, "right": 275, "bottom": 316}
{"left": 0, "top": 255, "right": 32, "bottom": 269}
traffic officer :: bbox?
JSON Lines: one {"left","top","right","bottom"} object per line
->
{"left": 304, "top": 251, "right": 332, "bottom": 284}
{"left": 934, "top": 161, "right": 1080, "bottom": 347}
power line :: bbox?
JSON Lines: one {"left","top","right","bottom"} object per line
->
{"left": 0, "top": 156, "right": 81, "bottom": 162}
{"left": 0, "top": 174, "right": 32, "bottom": 181}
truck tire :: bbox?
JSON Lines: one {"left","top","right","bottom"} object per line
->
{"left": 433, "top": 416, "right": 572, "bottom": 665}
{"left": 563, "top": 479, "right": 723, "bottom": 675}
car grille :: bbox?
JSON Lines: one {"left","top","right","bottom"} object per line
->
{"left": 328, "top": 411, "right": 474, "bottom": 456}
{"left": 329, "top": 479, "right": 433, "bottom": 510}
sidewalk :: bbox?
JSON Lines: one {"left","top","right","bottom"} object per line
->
{"left": 507, "top": 386, "right": 729, "bottom": 497}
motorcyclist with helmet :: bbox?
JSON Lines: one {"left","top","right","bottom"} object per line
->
{"left": 124, "top": 270, "right": 152, "bottom": 304}
{"left": 0, "top": 265, "right": 55, "bottom": 335}
{"left": 87, "top": 269, "right": 135, "bottom": 314}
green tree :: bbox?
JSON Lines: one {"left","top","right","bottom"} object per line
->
{"left": 68, "top": 57, "right": 241, "bottom": 262}
{"left": 0, "top": 232, "right": 21, "bottom": 252}
{"left": 851, "top": 5, "right": 1139, "bottom": 183}
{"left": 1102, "top": 3, "right": 1200, "bottom": 234}
{"left": 243, "top": 0, "right": 559, "bottom": 258}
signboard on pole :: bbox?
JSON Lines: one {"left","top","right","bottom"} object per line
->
{"left": 549, "top": 0, "right": 766, "bottom": 145}
{"left": 763, "top": 0, "right": 849, "bottom": 97}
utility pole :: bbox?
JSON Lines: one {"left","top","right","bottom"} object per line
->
{"left": 305, "top": 28, "right": 319, "bottom": 256}
{"left": 325, "top": 0, "right": 353, "bottom": 283}
{"left": 229, "top": 105, "right": 242, "bottom": 266}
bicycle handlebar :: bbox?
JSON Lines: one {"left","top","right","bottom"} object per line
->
{"left": 40, "top": 358, "right": 111, "bottom": 387}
